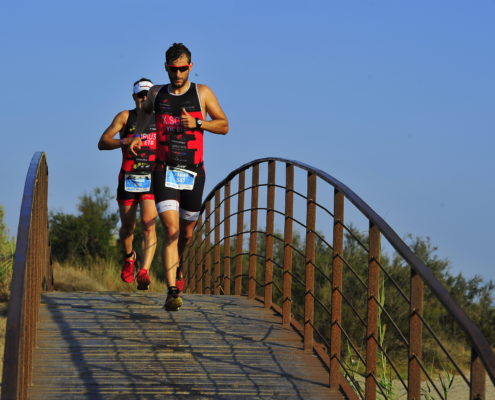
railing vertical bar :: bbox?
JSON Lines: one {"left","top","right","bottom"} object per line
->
{"left": 196, "top": 215, "right": 203, "bottom": 294}
{"left": 304, "top": 171, "right": 316, "bottom": 351}
{"left": 330, "top": 189, "right": 344, "bottom": 388}
{"left": 214, "top": 189, "right": 221, "bottom": 294}
{"left": 282, "top": 163, "right": 294, "bottom": 326}
{"left": 223, "top": 182, "right": 231, "bottom": 295}
{"left": 408, "top": 269, "right": 424, "bottom": 400}
{"left": 365, "top": 222, "right": 380, "bottom": 400}
{"left": 470, "top": 349, "right": 486, "bottom": 400}
{"left": 234, "top": 171, "right": 245, "bottom": 295}
{"left": 248, "top": 164, "right": 259, "bottom": 299}
{"left": 204, "top": 200, "right": 212, "bottom": 294}
{"left": 264, "top": 161, "right": 275, "bottom": 308}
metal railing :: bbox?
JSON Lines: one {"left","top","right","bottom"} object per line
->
{"left": 1, "top": 152, "right": 53, "bottom": 400}
{"left": 183, "top": 157, "right": 495, "bottom": 400}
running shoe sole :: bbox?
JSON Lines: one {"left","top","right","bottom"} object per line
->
{"left": 164, "top": 296, "right": 183, "bottom": 311}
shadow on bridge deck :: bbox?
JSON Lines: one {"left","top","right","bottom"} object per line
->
{"left": 29, "top": 292, "right": 344, "bottom": 400}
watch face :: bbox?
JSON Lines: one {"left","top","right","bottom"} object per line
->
{"left": 197, "top": 119, "right": 202, "bottom": 127}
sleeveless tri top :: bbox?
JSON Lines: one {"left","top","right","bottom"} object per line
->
{"left": 120, "top": 109, "right": 157, "bottom": 173}
{"left": 153, "top": 83, "right": 204, "bottom": 168}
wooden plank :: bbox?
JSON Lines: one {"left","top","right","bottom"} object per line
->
{"left": 28, "top": 292, "right": 345, "bottom": 400}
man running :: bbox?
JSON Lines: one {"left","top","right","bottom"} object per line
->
{"left": 130, "top": 43, "right": 229, "bottom": 310}
{"left": 98, "top": 78, "right": 158, "bottom": 290}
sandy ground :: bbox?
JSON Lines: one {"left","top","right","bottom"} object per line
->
{"left": 393, "top": 376, "right": 495, "bottom": 399}
{"left": 348, "top": 374, "right": 495, "bottom": 399}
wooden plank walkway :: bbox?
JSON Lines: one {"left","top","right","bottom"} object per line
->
{"left": 29, "top": 292, "right": 345, "bottom": 400}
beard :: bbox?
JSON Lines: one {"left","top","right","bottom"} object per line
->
{"left": 168, "top": 71, "right": 190, "bottom": 89}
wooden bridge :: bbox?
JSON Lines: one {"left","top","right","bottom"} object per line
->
{"left": 2, "top": 152, "right": 495, "bottom": 399}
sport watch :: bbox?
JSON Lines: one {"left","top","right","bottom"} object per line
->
{"left": 195, "top": 118, "right": 203, "bottom": 129}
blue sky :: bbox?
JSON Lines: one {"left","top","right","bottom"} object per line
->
{"left": 1, "top": 1, "right": 494, "bottom": 281}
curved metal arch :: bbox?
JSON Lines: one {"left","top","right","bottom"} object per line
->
{"left": 200, "top": 156, "right": 495, "bottom": 384}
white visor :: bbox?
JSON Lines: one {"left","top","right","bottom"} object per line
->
{"left": 133, "top": 80, "right": 153, "bottom": 94}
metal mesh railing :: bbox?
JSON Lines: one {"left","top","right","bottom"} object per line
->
{"left": 183, "top": 157, "right": 495, "bottom": 400}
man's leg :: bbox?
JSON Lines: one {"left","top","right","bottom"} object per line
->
{"left": 178, "top": 218, "right": 197, "bottom": 259}
{"left": 119, "top": 203, "right": 138, "bottom": 282}
{"left": 135, "top": 199, "right": 157, "bottom": 289}
{"left": 159, "top": 209, "right": 180, "bottom": 287}
{"left": 176, "top": 218, "right": 197, "bottom": 291}
{"left": 176, "top": 170, "right": 205, "bottom": 290}
{"left": 159, "top": 208, "right": 184, "bottom": 310}
{"left": 139, "top": 199, "right": 157, "bottom": 270}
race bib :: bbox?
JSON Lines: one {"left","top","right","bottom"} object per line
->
{"left": 165, "top": 166, "right": 197, "bottom": 190}
{"left": 124, "top": 173, "right": 151, "bottom": 193}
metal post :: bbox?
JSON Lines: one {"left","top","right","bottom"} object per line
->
{"left": 248, "top": 164, "right": 259, "bottom": 299}
{"left": 470, "top": 349, "right": 486, "bottom": 400}
{"left": 408, "top": 269, "right": 424, "bottom": 400}
{"left": 214, "top": 189, "right": 221, "bottom": 294}
{"left": 264, "top": 161, "right": 275, "bottom": 308}
{"left": 224, "top": 182, "right": 231, "bottom": 295}
{"left": 282, "top": 163, "right": 294, "bottom": 326}
{"left": 365, "top": 223, "right": 380, "bottom": 400}
{"left": 204, "top": 201, "right": 211, "bottom": 294}
{"left": 330, "top": 189, "right": 344, "bottom": 388}
{"left": 234, "top": 171, "right": 245, "bottom": 295}
{"left": 196, "top": 215, "right": 203, "bottom": 294}
{"left": 304, "top": 172, "right": 316, "bottom": 351}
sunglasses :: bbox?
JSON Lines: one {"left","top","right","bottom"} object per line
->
{"left": 136, "top": 91, "right": 148, "bottom": 99}
{"left": 166, "top": 64, "right": 190, "bottom": 73}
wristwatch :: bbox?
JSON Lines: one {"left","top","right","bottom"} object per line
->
{"left": 195, "top": 118, "right": 203, "bottom": 129}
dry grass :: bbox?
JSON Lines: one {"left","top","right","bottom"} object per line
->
{"left": 53, "top": 259, "right": 167, "bottom": 293}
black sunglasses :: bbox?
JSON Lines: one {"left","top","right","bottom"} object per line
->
{"left": 166, "top": 64, "right": 190, "bottom": 73}
{"left": 136, "top": 91, "right": 148, "bottom": 99}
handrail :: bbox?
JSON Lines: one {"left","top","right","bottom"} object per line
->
{"left": 186, "top": 157, "right": 495, "bottom": 399}
{"left": 1, "top": 152, "right": 52, "bottom": 400}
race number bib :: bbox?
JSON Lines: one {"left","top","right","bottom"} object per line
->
{"left": 124, "top": 173, "right": 151, "bottom": 193}
{"left": 165, "top": 166, "right": 197, "bottom": 190}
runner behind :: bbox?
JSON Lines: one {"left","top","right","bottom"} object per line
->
{"left": 98, "top": 78, "right": 158, "bottom": 290}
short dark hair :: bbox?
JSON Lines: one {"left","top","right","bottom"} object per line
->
{"left": 165, "top": 43, "right": 192, "bottom": 64}
{"left": 133, "top": 77, "right": 152, "bottom": 86}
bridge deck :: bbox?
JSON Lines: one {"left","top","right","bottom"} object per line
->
{"left": 29, "top": 292, "right": 344, "bottom": 400}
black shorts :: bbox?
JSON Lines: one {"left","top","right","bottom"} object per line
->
{"left": 153, "top": 164, "right": 205, "bottom": 220}
{"left": 116, "top": 172, "right": 154, "bottom": 206}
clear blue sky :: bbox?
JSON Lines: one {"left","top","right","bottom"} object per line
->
{"left": 1, "top": 1, "right": 494, "bottom": 281}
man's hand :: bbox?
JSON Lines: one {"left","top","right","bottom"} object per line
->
{"left": 181, "top": 108, "right": 197, "bottom": 129}
{"left": 129, "top": 137, "right": 142, "bottom": 156}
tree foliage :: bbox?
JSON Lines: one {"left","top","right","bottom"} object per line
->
{"left": 49, "top": 187, "right": 119, "bottom": 264}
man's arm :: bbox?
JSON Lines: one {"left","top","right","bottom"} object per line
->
{"left": 97, "top": 110, "right": 129, "bottom": 150}
{"left": 129, "top": 86, "right": 160, "bottom": 155}
{"left": 181, "top": 84, "right": 229, "bottom": 134}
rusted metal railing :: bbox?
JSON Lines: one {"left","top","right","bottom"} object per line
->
{"left": 183, "top": 157, "right": 495, "bottom": 400}
{"left": 1, "top": 152, "right": 53, "bottom": 400}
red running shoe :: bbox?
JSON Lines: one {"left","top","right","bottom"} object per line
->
{"left": 121, "top": 252, "right": 136, "bottom": 283}
{"left": 136, "top": 268, "right": 151, "bottom": 290}
{"left": 176, "top": 266, "right": 185, "bottom": 292}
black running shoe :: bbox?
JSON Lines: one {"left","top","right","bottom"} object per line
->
{"left": 164, "top": 286, "right": 183, "bottom": 311}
